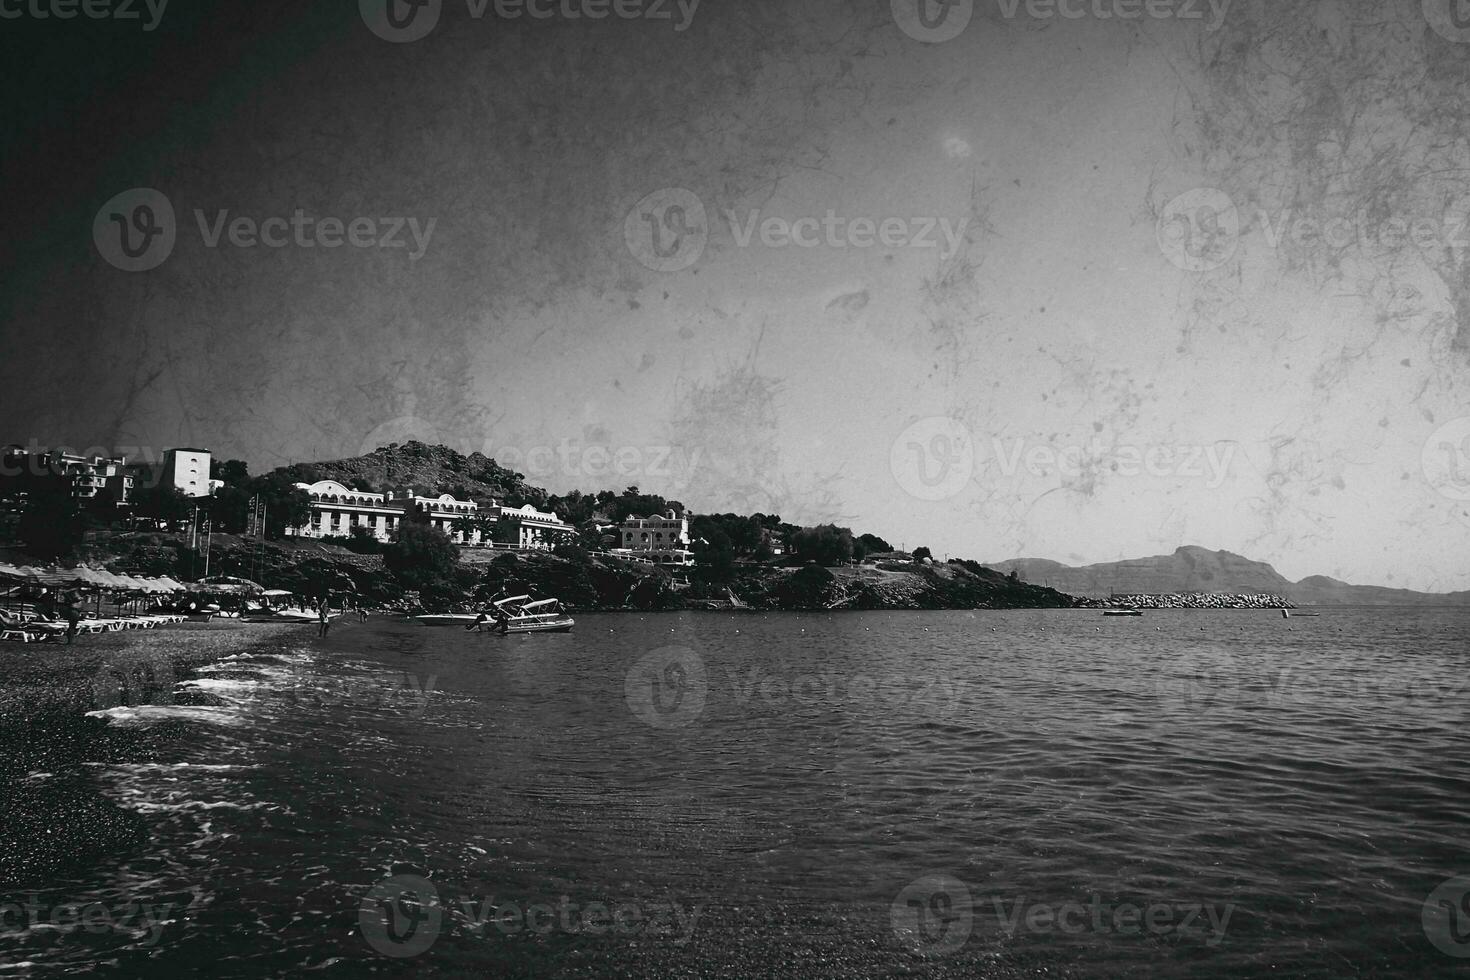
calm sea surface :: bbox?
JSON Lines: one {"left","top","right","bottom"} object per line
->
{"left": 4, "top": 608, "right": 1470, "bottom": 977}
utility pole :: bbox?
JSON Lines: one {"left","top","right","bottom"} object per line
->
{"left": 256, "top": 498, "right": 267, "bottom": 583}
{"left": 202, "top": 516, "right": 213, "bottom": 579}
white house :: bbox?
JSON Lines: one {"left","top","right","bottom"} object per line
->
{"left": 485, "top": 502, "right": 575, "bottom": 550}
{"left": 614, "top": 511, "right": 694, "bottom": 566}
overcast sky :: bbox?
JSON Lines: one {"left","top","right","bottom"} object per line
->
{"left": 3, "top": 0, "right": 1469, "bottom": 590}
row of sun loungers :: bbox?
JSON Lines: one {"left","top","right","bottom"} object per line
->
{"left": 0, "top": 612, "right": 187, "bottom": 643}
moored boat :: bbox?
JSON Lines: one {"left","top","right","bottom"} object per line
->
{"left": 498, "top": 597, "right": 575, "bottom": 633}
{"left": 1103, "top": 608, "right": 1143, "bottom": 617}
{"left": 413, "top": 594, "right": 574, "bottom": 633}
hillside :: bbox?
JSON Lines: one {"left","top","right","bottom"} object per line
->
{"left": 987, "top": 547, "right": 1293, "bottom": 597}
{"left": 269, "top": 441, "right": 546, "bottom": 506}
{"left": 1289, "top": 575, "right": 1470, "bottom": 607}
{"left": 989, "top": 547, "right": 1470, "bottom": 606}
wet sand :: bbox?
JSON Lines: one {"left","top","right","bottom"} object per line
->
{"left": 0, "top": 622, "right": 298, "bottom": 887}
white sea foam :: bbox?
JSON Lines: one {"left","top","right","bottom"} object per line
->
{"left": 84, "top": 705, "right": 245, "bottom": 727}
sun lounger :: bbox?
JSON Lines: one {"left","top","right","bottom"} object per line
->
{"left": 1, "top": 628, "right": 53, "bottom": 643}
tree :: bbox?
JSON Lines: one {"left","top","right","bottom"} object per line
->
{"left": 692, "top": 527, "right": 736, "bottom": 582}
{"left": 858, "top": 533, "right": 893, "bottom": 554}
{"left": 382, "top": 522, "right": 459, "bottom": 591}
{"left": 913, "top": 546, "right": 933, "bottom": 562}
{"left": 131, "top": 480, "right": 192, "bottom": 528}
{"left": 347, "top": 524, "right": 382, "bottom": 554}
{"left": 209, "top": 483, "right": 253, "bottom": 533}
{"left": 790, "top": 525, "right": 856, "bottom": 566}
{"left": 17, "top": 474, "right": 84, "bottom": 558}
{"left": 450, "top": 514, "right": 479, "bottom": 545}
{"left": 211, "top": 459, "right": 250, "bottom": 486}
{"left": 247, "top": 472, "right": 311, "bottom": 539}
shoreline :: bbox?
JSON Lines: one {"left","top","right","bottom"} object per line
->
{"left": 0, "top": 621, "right": 294, "bottom": 888}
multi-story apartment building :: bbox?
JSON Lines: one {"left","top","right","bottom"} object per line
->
{"left": 159, "top": 448, "right": 218, "bottom": 498}
{"left": 1, "top": 446, "right": 132, "bottom": 503}
{"left": 614, "top": 511, "right": 694, "bottom": 566}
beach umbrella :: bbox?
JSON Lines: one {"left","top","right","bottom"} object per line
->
{"left": 36, "top": 566, "right": 87, "bottom": 587}
{"left": 196, "top": 575, "right": 265, "bottom": 594}
{"left": 155, "top": 576, "right": 187, "bottom": 593}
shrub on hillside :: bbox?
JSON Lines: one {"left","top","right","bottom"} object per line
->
{"left": 382, "top": 522, "right": 458, "bottom": 591}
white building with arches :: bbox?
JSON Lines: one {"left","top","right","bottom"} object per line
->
{"left": 288, "top": 480, "right": 573, "bottom": 550}
{"left": 614, "top": 511, "right": 694, "bottom": 566}
{"left": 290, "top": 481, "right": 482, "bottom": 545}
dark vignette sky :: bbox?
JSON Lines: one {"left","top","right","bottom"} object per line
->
{"left": 2, "top": 0, "right": 1469, "bottom": 590}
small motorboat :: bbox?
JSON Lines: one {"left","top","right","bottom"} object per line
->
{"left": 497, "top": 597, "right": 575, "bottom": 634}
{"left": 1103, "top": 608, "right": 1143, "bottom": 617}
{"left": 415, "top": 595, "right": 575, "bottom": 633}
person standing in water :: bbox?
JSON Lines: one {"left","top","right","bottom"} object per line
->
{"left": 318, "top": 594, "right": 331, "bottom": 638}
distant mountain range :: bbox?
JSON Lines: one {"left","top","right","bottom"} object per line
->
{"left": 985, "top": 547, "right": 1470, "bottom": 606}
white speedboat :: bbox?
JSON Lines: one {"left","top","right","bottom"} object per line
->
{"left": 415, "top": 595, "right": 574, "bottom": 633}
{"left": 498, "top": 597, "right": 575, "bottom": 634}
{"left": 417, "top": 593, "right": 576, "bottom": 631}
